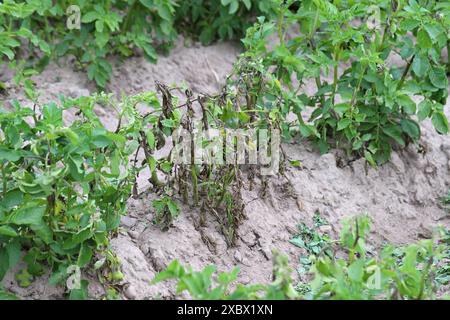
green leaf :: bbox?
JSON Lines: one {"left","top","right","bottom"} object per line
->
{"left": 0, "top": 249, "right": 9, "bottom": 280}
{"left": 69, "top": 280, "right": 89, "bottom": 300}
{"left": 417, "top": 28, "right": 432, "bottom": 49}
{"left": 429, "top": 67, "right": 447, "bottom": 89}
{"left": 424, "top": 23, "right": 444, "bottom": 41}
{"left": 156, "top": 3, "right": 173, "bottom": 21}
{"left": 431, "top": 111, "right": 449, "bottom": 134}
{"left": 400, "top": 19, "right": 420, "bottom": 31}
{"left": 139, "top": 0, "right": 154, "bottom": 9}
{"left": 400, "top": 119, "right": 420, "bottom": 140}
{"left": 417, "top": 100, "right": 432, "bottom": 121}
{"left": 0, "top": 226, "right": 18, "bottom": 237}
{"left": 30, "top": 223, "right": 53, "bottom": 244}
{"left": 6, "top": 241, "right": 21, "bottom": 268}
{"left": 364, "top": 151, "right": 376, "bottom": 167}
{"left": 0, "top": 147, "right": 21, "bottom": 162}
{"left": 348, "top": 259, "right": 365, "bottom": 282}
{"left": 95, "top": 32, "right": 110, "bottom": 48}
{"left": 77, "top": 245, "right": 93, "bottom": 268}
{"left": 396, "top": 95, "right": 416, "bottom": 114}
{"left": 167, "top": 200, "right": 179, "bottom": 217}
{"left": 1, "top": 189, "right": 23, "bottom": 209}
{"left": 146, "top": 130, "right": 156, "bottom": 149}
{"left": 42, "top": 102, "right": 63, "bottom": 126}
{"left": 81, "top": 11, "right": 98, "bottom": 23}
{"left": 95, "top": 20, "right": 104, "bottom": 33}
{"left": 382, "top": 125, "right": 405, "bottom": 147}
{"left": 411, "top": 54, "right": 430, "bottom": 78}
{"left": 7, "top": 204, "right": 46, "bottom": 226}
{"left": 228, "top": 1, "right": 239, "bottom": 14}
{"left": 152, "top": 260, "right": 185, "bottom": 284}
{"left": 242, "top": 0, "right": 251, "bottom": 10}
{"left": 337, "top": 118, "right": 351, "bottom": 131}
{"left": 0, "top": 289, "right": 19, "bottom": 300}
{"left": 160, "top": 161, "right": 173, "bottom": 173}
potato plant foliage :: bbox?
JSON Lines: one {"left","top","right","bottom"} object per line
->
{"left": 0, "top": 0, "right": 277, "bottom": 87}
{"left": 0, "top": 95, "right": 138, "bottom": 296}
{"left": 154, "top": 216, "right": 450, "bottom": 300}
{"left": 239, "top": 0, "right": 449, "bottom": 164}
{"left": 0, "top": 78, "right": 283, "bottom": 297}
{"left": 0, "top": 0, "right": 449, "bottom": 300}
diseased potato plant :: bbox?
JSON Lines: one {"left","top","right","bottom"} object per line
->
{"left": 0, "top": 0, "right": 449, "bottom": 300}
{"left": 0, "top": 76, "right": 284, "bottom": 296}
{"left": 239, "top": 0, "right": 449, "bottom": 164}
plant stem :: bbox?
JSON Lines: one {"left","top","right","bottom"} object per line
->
{"left": 417, "top": 257, "right": 433, "bottom": 300}
{"left": 122, "top": 0, "right": 139, "bottom": 34}
{"left": 139, "top": 132, "right": 163, "bottom": 188}
{"left": 350, "top": 65, "right": 368, "bottom": 108}
{"left": 397, "top": 54, "right": 415, "bottom": 91}
{"left": 447, "top": 40, "right": 450, "bottom": 75}
{"left": 191, "top": 165, "right": 199, "bottom": 206}
{"left": 277, "top": 6, "right": 285, "bottom": 46}
{"left": 1, "top": 164, "right": 6, "bottom": 197}
{"left": 332, "top": 47, "right": 340, "bottom": 105}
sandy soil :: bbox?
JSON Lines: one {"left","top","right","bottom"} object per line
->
{"left": 1, "top": 39, "right": 449, "bottom": 299}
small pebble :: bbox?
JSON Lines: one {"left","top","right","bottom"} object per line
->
{"left": 124, "top": 285, "right": 137, "bottom": 300}
{"left": 121, "top": 216, "right": 138, "bottom": 228}
{"left": 234, "top": 251, "right": 242, "bottom": 263}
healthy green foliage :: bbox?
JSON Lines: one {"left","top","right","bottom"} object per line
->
{"left": 0, "top": 94, "right": 139, "bottom": 296}
{"left": 175, "top": 0, "right": 277, "bottom": 45}
{"left": 0, "top": 0, "right": 178, "bottom": 88}
{"left": 308, "top": 216, "right": 444, "bottom": 299}
{"left": 0, "top": 287, "right": 18, "bottom": 300}
{"left": 238, "top": 0, "right": 449, "bottom": 164}
{"left": 0, "top": 0, "right": 277, "bottom": 88}
{"left": 435, "top": 228, "right": 450, "bottom": 287}
{"left": 289, "top": 212, "right": 332, "bottom": 277}
{"left": 152, "top": 250, "right": 299, "bottom": 299}
{"left": 154, "top": 216, "right": 449, "bottom": 300}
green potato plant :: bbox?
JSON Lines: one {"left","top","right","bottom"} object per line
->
{"left": 239, "top": 0, "right": 449, "bottom": 164}
{"left": 0, "top": 0, "right": 177, "bottom": 88}
{"left": 1, "top": 0, "right": 449, "bottom": 299}
{"left": 175, "top": 0, "right": 277, "bottom": 45}
{"left": 0, "top": 94, "right": 138, "bottom": 297}
{"left": 0, "top": 0, "right": 278, "bottom": 88}
{"left": 152, "top": 250, "right": 299, "bottom": 299}
{"left": 307, "top": 216, "right": 443, "bottom": 299}
{"left": 153, "top": 216, "right": 449, "bottom": 300}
